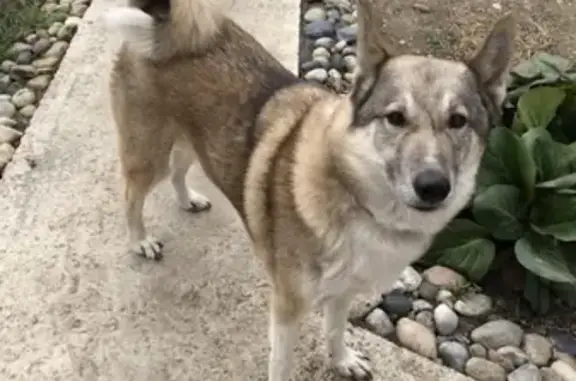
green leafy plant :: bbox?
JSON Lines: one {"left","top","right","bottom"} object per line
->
{"left": 421, "top": 53, "right": 576, "bottom": 313}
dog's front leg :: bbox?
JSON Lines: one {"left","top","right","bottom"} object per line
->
{"left": 169, "top": 143, "right": 212, "bottom": 212}
{"left": 323, "top": 293, "right": 372, "bottom": 379}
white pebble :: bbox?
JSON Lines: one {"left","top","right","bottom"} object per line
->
{"left": 0, "top": 101, "right": 16, "bottom": 119}
{"left": 551, "top": 360, "right": 576, "bottom": 381}
{"left": 304, "top": 68, "right": 328, "bottom": 82}
{"left": 333, "top": 40, "right": 347, "bottom": 52}
{"left": 454, "top": 293, "right": 492, "bottom": 317}
{"left": 0, "top": 143, "right": 15, "bottom": 169}
{"left": 434, "top": 303, "right": 459, "bottom": 335}
{"left": 11, "top": 88, "right": 36, "bottom": 109}
{"left": 314, "top": 37, "right": 334, "bottom": 49}
{"left": 312, "top": 46, "right": 330, "bottom": 59}
{"left": 0, "top": 125, "right": 22, "bottom": 145}
{"left": 399, "top": 266, "right": 423, "bottom": 292}
{"left": 412, "top": 299, "right": 433, "bottom": 313}
{"left": 304, "top": 7, "right": 326, "bottom": 22}
{"left": 436, "top": 289, "right": 455, "bottom": 307}
{"left": 65, "top": 16, "right": 82, "bottom": 27}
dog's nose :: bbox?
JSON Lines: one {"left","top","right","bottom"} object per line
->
{"left": 413, "top": 169, "right": 451, "bottom": 205}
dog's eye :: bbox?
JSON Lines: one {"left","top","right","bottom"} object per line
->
{"left": 385, "top": 111, "right": 406, "bottom": 127}
{"left": 448, "top": 113, "right": 467, "bottom": 129}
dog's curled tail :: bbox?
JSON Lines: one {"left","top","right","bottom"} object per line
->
{"left": 102, "top": 0, "right": 224, "bottom": 60}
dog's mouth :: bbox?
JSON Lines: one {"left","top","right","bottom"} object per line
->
{"left": 408, "top": 202, "right": 445, "bottom": 212}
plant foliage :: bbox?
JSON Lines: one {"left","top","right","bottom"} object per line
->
{"left": 421, "top": 52, "right": 576, "bottom": 313}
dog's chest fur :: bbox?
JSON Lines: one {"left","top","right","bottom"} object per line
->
{"left": 308, "top": 218, "right": 432, "bottom": 306}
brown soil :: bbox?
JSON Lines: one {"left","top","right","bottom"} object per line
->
{"left": 369, "top": 0, "right": 576, "bottom": 65}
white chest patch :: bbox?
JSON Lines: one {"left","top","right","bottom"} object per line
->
{"left": 309, "top": 224, "right": 432, "bottom": 307}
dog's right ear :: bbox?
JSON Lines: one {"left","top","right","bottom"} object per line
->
{"left": 467, "top": 13, "right": 515, "bottom": 108}
{"left": 351, "top": 0, "right": 393, "bottom": 108}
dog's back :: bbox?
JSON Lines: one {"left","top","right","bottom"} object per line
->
{"left": 104, "top": 0, "right": 315, "bottom": 215}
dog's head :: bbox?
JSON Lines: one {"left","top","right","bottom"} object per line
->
{"left": 339, "top": 3, "right": 515, "bottom": 231}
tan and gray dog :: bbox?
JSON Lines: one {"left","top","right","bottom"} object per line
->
{"left": 104, "top": 0, "right": 514, "bottom": 379}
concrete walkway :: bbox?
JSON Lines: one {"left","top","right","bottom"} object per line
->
{"left": 0, "top": 0, "right": 472, "bottom": 380}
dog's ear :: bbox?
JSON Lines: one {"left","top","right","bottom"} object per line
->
{"left": 467, "top": 13, "right": 515, "bottom": 108}
{"left": 351, "top": 0, "right": 393, "bottom": 108}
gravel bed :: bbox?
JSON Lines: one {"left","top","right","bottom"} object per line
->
{"left": 299, "top": 0, "right": 359, "bottom": 93}
{"left": 0, "top": 0, "right": 91, "bottom": 175}
{"left": 350, "top": 265, "right": 576, "bottom": 381}
{"left": 299, "top": 1, "right": 576, "bottom": 380}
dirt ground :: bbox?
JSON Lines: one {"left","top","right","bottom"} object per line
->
{"left": 371, "top": 0, "right": 576, "bottom": 65}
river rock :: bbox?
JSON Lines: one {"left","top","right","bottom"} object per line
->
{"left": 471, "top": 320, "right": 524, "bottom": 349}
{"left": 434, "top": 304, "right": 459, "bottom": 335}
{"left": 523, "top": 333, "right": 553, "bottom": 366}
{"left": 396, "top": 317, "right": 438, "bottom": 359}
{"left": 465, "top": 358, "right": 506, "bottom": 381}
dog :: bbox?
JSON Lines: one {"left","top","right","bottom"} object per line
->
{"left": 104, "top": 0, "right": 515, "bottom": 379}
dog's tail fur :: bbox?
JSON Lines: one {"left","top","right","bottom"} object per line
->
{"left": 102, "top": 0, "right": 224, "bottom": 60}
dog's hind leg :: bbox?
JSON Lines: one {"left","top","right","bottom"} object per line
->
{"left": 323, "top": 293, "right": 372, "bottom": 379}
{"left": 169, "top": 140, "right": 212, "bottom": 213}
{"left": 268, "top": 286, "right": 303, "bottom": 381}
{"left": 118, "top": 114, "right": 174, "bottom": 261}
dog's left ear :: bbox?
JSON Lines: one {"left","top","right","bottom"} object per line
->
{"left": 351, "top": 0, "right": 393, "bottom": 107}
{"left": 467, "top": 13, "right": 515, "bottom": 108}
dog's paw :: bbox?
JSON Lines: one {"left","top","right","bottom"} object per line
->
{"left": 132, "top": 236, "right": 163, "bottom": 261}
{"left": 332, "top": 348, "right": 372, "bottom": 380}
{"left": 179, "top": 191, "right": 212, "bottom": 213}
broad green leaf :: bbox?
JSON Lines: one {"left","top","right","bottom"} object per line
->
{"left": 530, "top": 136, "right": 559, "bottom": 179}
{"left": 515, "top": 232, "right": 576, "bottom": 283}
{"left": 510, "top": 59, "right": 541, "bottom": 81}
{"left": 536, "top": 173, "right": 576, "bottom": 190}
{"left": 436, "top": 239, "right": 496, "bottom": 282}
{"left": 523, "top": 272, "right": 551, "bottom": 314}
{"left": 507, "top": 78, "right": 570, "bottom": 106}
{"left": 511, "top": 114, "right": 525, "bottom": 133}
{"left": 552, "top": 242, "right": 576, "bottom": 307}
{"left": 426, "top": 219, "right": 495, "bottom": 281}
{"left": 534, "top": 52, "right": 574, "bottom": 78}
{"left": 530, "top": 193, "right": 576, "bottom": 241}
{"left": 509, "top": 53, "right": 572, "bottom": 85}
{"left": 508, "top": 53, "right": 574, "bottom": 104}
{"left": 514, "top": 86, "right": 566, "bottom": 131}
{"left": 477, "top": 127, "right": 536, "bottom": 195}
{"left": 522, "top": 128, "right": 573, "bottom": 181}
{"left": 428, "top": 218, "right": 490, "bottom": 252}
{"left": 472, "top": 185, "right": 525, "bottom": 241}
{"left": 556, "top": 189, "right": 576, "bottom": 195}
{"left": 521, "top": 127, "right": 550, "bottom": 151}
